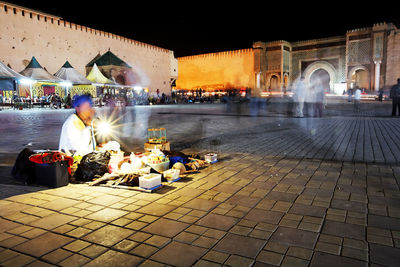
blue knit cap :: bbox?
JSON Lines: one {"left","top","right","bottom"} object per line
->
{"left": 72, "top": 94, "right": 93, "bottom": 108}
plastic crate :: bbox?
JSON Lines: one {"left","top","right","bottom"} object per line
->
{"left": 139, "top": 173, "right": 161, "bottom": 190}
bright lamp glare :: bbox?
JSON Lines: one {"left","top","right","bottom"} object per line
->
{"left": 97, "top": 121, "right": 112, "bottom": 136}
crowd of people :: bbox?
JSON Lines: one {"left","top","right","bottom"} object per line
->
{"left": 292, "top": 76, "right": 327, "bottom": 118}
{"left": 2, "top": 80, "right": 400, "bottom": 117}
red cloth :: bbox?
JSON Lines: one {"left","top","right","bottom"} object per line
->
{"left": 29, "top": 151, "right": 74, "bottom": 174}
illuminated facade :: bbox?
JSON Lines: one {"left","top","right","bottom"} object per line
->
{"left": 177, "top": 22, "right": 400, "bottom": 95}
{"left": 0, "top": 1, "right": 178, "bottom": 94}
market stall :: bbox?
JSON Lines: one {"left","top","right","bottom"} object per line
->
{"left": 54, "top": 61, "right": 96, "bottom": 98}
{"left": 75, "top": 128, "right": 211, "bottom": 192}
{"left": 19, "top": 56, "right": 65, "bottom": 98}
{"left": 0, "top": 60, "right": 27, "bottom": 99}
{"left": 20, "top": 127, "right": 215, "bottom": 192}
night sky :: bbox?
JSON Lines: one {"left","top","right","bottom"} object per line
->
{"left": 5, "top": 0, "right": 400, "bottom": 57}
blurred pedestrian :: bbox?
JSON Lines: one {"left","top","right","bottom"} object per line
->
{"left": 293, "top": 76, "right": 306, "bottom": 117}
{"left": 347, "top": 88, "right": 353, "bottom": 102}
{"left": 305, "top": 83, "right": 315, "bottom": 117}
{"left": 390, "top": 78, "right": 400, "bottom": 116}
{"left": 354, "top": 87, "right": 361, "bottom": 112}
{"left": 378, "top": 89, "right": 383, "bottom": 102}
{"left": 314, "top": 80, "right": 325, "bottom": 117}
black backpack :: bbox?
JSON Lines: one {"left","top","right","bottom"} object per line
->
{"left": 11, "top": 148, "right": 35, "bottom": 184}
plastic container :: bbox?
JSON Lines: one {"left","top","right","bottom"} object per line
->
{"left": 34, "top": 161, "right": 69, "bottom": 188}
{"left": 204, "top": 153, "right": 218, "bottom": 163}
{"left": 148, "top": 160, "right": 170, "bottom": 173}
{"left": 148, "top": 128, "right": 167, "bottom": 144}
{"left": 163, "top": 169, "right": 180, "bottom": 183}
{"left": 139, "top": 173, "right": 162, "bottom": 190}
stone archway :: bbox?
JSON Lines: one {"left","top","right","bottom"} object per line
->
{"left": 267, "top": 74, "right": 281, "bottom": 92}
{"left": 303, "top": 61, "right": 336, "bottom": 93}
{"left": 310, "top": 69, "right": 330, "bottom": 93}
{"left": 348, "top": 66, "right": 370, "bottom": 90}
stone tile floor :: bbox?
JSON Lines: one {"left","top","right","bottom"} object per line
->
{"left": 0, "top": 153, "right": 400, "bottom": 266}
{"left": 1, "top": 102, "right": 400, "bottom": 266}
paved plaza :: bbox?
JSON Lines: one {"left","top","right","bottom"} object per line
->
{"left": 1, "top": 100, "right": 400, "bottom": 266}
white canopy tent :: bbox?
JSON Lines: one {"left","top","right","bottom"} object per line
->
{"left": 0, "top": 60, "right": 26, "bottom": 79}
{"left": 0, "top": 60, "right": 28, "bottom": 97}
{"left": 54, "top": 61, "right": 92, "bottom": 85}
{"left": 20, "top": 56, "right": 63, "bottom": 82}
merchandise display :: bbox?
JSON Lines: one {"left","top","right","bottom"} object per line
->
{"left": 13, "top": 127, "right": 213, "bottom": 192}
{"left": 148, "top": 128, "right": 167, "bottom": 144}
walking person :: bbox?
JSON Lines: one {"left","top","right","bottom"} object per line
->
{"left": 305, "top": 84, "right": 315, "bottom": 117}
{"left": 293, "top": 76, "right": 306, "bottom": 117}
{"left": 347, "top": 88, "right": 353, "bottom": 102}
{"left": 353, "top": 87, "right": 361, "bottom": 112}
{"left": 314, "top": 80, "right": 324, "bottom": 117}
{"left": 390, "top": 78, "right": 400, "bottom": 116}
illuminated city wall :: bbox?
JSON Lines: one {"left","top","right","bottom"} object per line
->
{"left": 386, "top": 29, "right": 400, "bottom": 86}
{"left": 176, "top": 49, "right": 255, "bottom": 91}
{"left": 0, "top": 2, "right": 177, "bottom": 94}
{"left": 177, "top": 23, "right": 400, "bottom": 94}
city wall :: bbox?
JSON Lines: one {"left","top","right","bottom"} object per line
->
{"left": 176, "top": 49, "right": 255, "bottom": 91}
{"left": 0, "top": 2, "right": 177, "bottom": 94}
{"left": 386, "top": 29, "right": 400, "bottom": 86}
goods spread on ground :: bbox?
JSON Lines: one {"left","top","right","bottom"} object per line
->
{"left": 14, "top": 128, "right": 217, "bottom": 192}
{"left": 74, "top": 128, "right": 216, "bottom": 192}
{"left": 78, "top": 147, "right": 211, "bottom": 192}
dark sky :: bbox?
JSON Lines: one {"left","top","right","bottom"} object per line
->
{"left": 5, "top": 0, "right": 400, "bottom": 57}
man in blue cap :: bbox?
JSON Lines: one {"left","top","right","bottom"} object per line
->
{"left": 59, "top": 94, "right": 96, "bottom": 156}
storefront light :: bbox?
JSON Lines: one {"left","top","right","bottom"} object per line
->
{"left": 60, "top": 81, "right": 73, "bottom": 87}
{"left": 133, "top": 86, "right": 142, "bottom": 92}
{"left": 19, "top": 78, "right": 34, "bottom": 85}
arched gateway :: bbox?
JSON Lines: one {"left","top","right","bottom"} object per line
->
{"left": 303, "top": 61, "right": 337, "bottom": 93}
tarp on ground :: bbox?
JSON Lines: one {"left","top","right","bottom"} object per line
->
{"left": 0, "top": 60, "right": 26, "bottom": 79}
{"left": 54, "top": 61, "right": 92, "bottom": 85}
{"left": 86, "top": 63, "right": 116, "bottom": 85}
{"left": 20, "top": 56, "right": 63, "bottom": 82}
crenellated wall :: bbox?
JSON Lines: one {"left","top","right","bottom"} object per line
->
{"left": 176, "top": 49, "right": 255, "bottom": 91}
{"left": 0, "top": 1, "right": 177, "bottom": 94}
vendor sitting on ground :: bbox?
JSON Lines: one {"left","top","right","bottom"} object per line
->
{"left": 59, "top": 94, "right": 96, "bottom": 157}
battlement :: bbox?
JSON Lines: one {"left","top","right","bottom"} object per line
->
{"left": 178, "top": 48, "right": 253, "bottom": 61}
{"left": 0, "top": 1, "right": 171, "bottom": 54}
{"left": 347, "top": 26, "right": 372, "bottom": 33}
{"left": 292, "top": 35, "right": 346, "bottom": 46}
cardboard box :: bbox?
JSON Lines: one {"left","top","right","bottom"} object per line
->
{"left": 144, "top": 141, "right": 170, "bottom": 152}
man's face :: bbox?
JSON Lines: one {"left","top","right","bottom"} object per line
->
{"left": 76, "top": 102, "right": 94, "bottom": 125}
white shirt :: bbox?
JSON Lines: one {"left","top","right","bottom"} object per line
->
{"left": 59, "top": 113, "right": 95, "bottom": 156}
{"left": 354, "top": 89, "right": 361, "bottom": 100}
{"left": 294, "top": 80, "right": 306, "bottom": 101}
